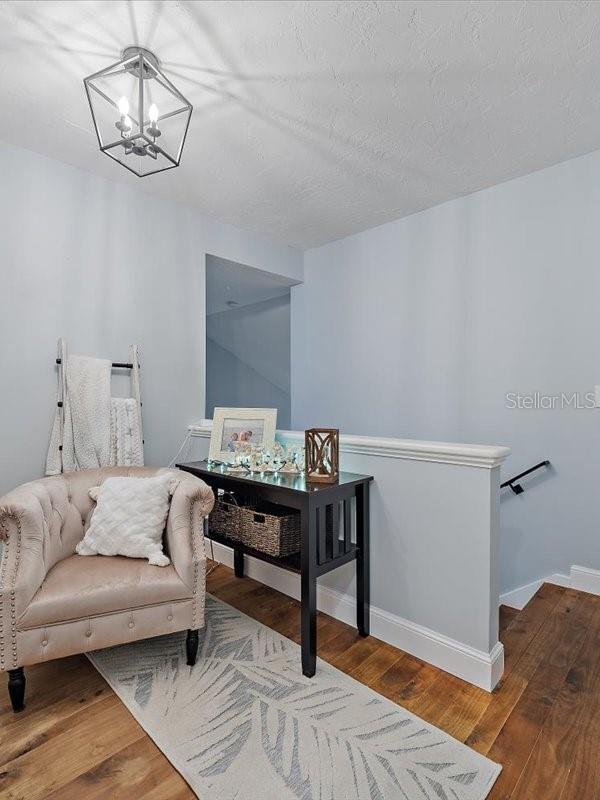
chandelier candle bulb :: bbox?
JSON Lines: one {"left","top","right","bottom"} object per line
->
{"left": 147, "top": 103, "right": 161, "bottom": 140}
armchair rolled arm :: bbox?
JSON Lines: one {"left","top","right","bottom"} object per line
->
{"left": 166, "top": 473, "right": 214, "bottom": 631}
{"left": 0, "top": 484, "right": 53, "bottom": 671}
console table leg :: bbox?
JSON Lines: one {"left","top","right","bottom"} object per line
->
{"left": 356, "top": 483, "right": 370, "bottom": 637}
{"left": 234, "top": 548, "right": 244, "bottom": 578}
{"left": 301, "top": 574, "right": 317, "bottom": 677}
{"left": 301, "top": 503, "right": 317, "bottom": 677}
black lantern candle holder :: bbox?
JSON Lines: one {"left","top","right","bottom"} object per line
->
{"left": 305, "top": 428, "right": 339, "bottom": 483}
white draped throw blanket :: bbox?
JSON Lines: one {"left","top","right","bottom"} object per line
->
{"left": 46, "top": 355, "right": 112, "bottom": 474}
{"left": 46, "top": 354, "right": 144, "bottom": 474}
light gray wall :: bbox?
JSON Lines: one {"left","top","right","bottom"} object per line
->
{"left": 292, "top": 148, "right": 600, "bottom": 596}
{"left": 206, "top": 295, "right": 291, "bottom": 427}
{"left": 0, "top": 140, "right": 302, "bottom": 496}
{"left": 206, "top": 337, "right": 291, "bottom": 429}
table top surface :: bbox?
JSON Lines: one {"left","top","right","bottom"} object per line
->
{"left": 177, "top": 460, "right": 373, "bottom": 495}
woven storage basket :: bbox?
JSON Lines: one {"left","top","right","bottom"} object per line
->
{"left": 241, "top": 502, "right": 301, "bottom": 557}
{"left": 209, "top": 495, "right": 245, "bottom": 542}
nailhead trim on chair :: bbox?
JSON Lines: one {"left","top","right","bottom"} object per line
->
{"left": 0, "top": 515, "right": 8, "bottom": 544}
{"left": 190, "top": 497, "right": 200, "bottom": 630}
{"left": 0, "top": 512, "right": 22, "bottom": 670}
{"left": 187, "top": 491, "right": 209, "bottom": 632}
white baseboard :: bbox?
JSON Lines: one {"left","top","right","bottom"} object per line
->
{"left": 545, "top": 572, "right": 572, "bottom": 589}
{"left": 570, "top": 565, "right": 600, "bottom": 595}
{"left": 499, "top": 579, "right": 545, "bottom": 611}
{"left": 207, "top": 538, "right": 503, "bottom": 692}
{"left": 500, "top": 566, "right": 599, "bottom": 611}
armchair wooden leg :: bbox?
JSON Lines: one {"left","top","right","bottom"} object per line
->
{"left": 186, "top": 629, "right": 199, "bottom": 666}
{"left": 8, "top": 667, "right": 25, "bottom": 713}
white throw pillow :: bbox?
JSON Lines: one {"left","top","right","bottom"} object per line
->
{"left": 76, "top": 474, "right": 173, "bottom": 566}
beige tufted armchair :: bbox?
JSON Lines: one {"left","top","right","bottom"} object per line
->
{"left": 0, "top": 466, "right": 214, "bottom": 712}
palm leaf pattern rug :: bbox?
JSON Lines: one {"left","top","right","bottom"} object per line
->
{"left": 88, "top": 595, "right": 501, "bottom": 800}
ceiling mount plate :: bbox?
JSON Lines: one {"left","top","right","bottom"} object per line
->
{"left": 121, "top": 46, "right": 160, "bottom": 79}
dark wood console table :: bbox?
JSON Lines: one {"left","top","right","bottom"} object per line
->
{"left": 177, "top": 461, "right": 373, "bottom": 677}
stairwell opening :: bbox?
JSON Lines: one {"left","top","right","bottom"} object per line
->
{"left": 205, "top": 254, "right": 295, "bottom": 429}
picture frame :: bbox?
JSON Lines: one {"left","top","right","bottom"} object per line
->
{"left": 209, "top": 407, "right": 278, "bottom": 463}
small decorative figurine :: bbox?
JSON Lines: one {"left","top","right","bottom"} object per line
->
{"left": 268, "top": 442, "right": 284, "bottom": 473}
{"left": 280, "top": 448, "right": 297, "bottom": 473}
{"left": 280, "top": 445, "right": 305, "bottom": 473}
{"left": 295, "top": 446, "right": 306, "bottom": 474}
{"left": 226, "top": 441, "right": 252, "bottom": 473}
{"left": 260, "top": 449, "right": 274, "bottom": 473}
{"left": 249, "top": 446, "right": 262, "bottom": 473}
{"left": 305, "top": 428, "right": 339, "bottom": 483}
{"left": 226, "top": 454, "right": 249, "bottom": 473}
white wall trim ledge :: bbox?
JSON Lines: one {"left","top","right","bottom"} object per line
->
{"left": 189, "top": 423, "right": 510, "bottom": 469}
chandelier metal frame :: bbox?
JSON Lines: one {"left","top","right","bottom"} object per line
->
{"left": 83, "top": 46, "right": 193, "bottom": 177}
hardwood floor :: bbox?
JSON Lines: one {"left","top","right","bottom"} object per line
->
{"left": 1, "top": 566, "right": 599, "bottom": 799}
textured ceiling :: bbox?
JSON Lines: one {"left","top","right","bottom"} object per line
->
{"left": 2, "top": 1, "right": 600, "bottom": 249}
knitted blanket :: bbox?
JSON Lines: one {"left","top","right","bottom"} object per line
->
{"left": 46, "top": 355, "right": 112, "bottom": 474}
{"left": 110, "top": 397, "right": 144, "bottom": 467}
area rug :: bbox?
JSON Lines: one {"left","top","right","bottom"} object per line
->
{"left": 88, "top": 595, "right": 501, "bottom": 800}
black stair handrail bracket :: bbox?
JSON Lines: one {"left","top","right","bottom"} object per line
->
{"left": 501, "top": 460, "right": 551, "bottom": 495}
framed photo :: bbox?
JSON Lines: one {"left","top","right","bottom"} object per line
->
{"left": 209, "top": 408, "right": 278, "bottom": 462}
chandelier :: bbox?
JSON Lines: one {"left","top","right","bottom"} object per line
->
{"left": 83, "top": 47, "right": 192, "bottom": 177}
